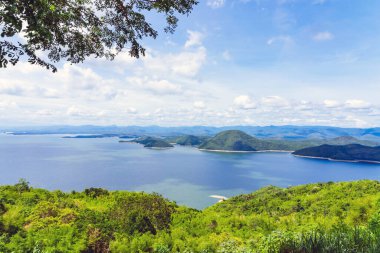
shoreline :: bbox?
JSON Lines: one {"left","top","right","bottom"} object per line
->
{"left": 198, "top": 149, "right": 293, "bottom": 153}
{"left": 145, "top": 146, "right": 174, "bottom": 150}
{"left": 293, "top": 154, "right": 380, "bottom": 164}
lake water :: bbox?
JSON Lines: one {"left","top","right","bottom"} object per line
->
{"left": 1, "top": 134, "right": 380, "bottom": 209}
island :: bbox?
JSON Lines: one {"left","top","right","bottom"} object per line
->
{"left": 120, "top": 136, "right": 174, "bottom": 149}
{"left": 293, "top": 144, "right": 380, "bottom": 163}
{"left": 165, "top": 135, "right": 209, "bottom": 146}
{"left": 198, "top": 130, "right": 291, "bottom": 152}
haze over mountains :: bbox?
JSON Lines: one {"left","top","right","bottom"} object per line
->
{"left": 4, "top": 125, "right": 380, "bottom": 142}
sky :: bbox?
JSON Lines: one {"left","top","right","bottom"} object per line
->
{"left": 1, "top": 0, "right": 380, "bottom": 127}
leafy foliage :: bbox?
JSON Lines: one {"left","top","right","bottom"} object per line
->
{"left": 0, "top": 0, "right": 198, "bottom": 71}
{"left": 1, "top": 180, "right": 380, "bottom": 252}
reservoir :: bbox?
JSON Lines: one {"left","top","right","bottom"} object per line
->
{"left": 1, "top": 134, "right": 380, "bottom": 209}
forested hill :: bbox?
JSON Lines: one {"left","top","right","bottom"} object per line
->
{"left": 293, "top": 144, "right": 380, "bottom": 163}
{"left": 2, "top": 180, "right": 380, "bottom": 252}
{"left": 198, "top": 130, "right": 291, "bottom": 151}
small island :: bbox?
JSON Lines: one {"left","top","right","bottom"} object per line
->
{"left": 293, "top": 144, "right": 380, "bottom": 163}
{"left": 120, "top": 136, "right": 174, "bottom": 149}
{"left": 165, "top": 135, "right": 208, "bottom": 146}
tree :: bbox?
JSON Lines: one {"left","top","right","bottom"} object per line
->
{"left": 0, "top": 0, "right": 198, "bottom": 72}
{"left": 14, "top": 178, "right": 30, "bottom": 193}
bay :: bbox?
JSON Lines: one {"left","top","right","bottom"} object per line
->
{"left": 1, "top": 134, "right": 380, "bottom": 209}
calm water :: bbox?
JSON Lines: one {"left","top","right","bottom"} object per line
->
{"left": 1, "top": 134, "right": 380, "bottom": 209}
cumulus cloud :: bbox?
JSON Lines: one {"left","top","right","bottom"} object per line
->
{"left": 234, "top": 95, "right": 256, "bottom": 110}
{"left": 345, "top": 99, "right": 371, "bottom": 109}
{"left": 128, "top": 76, "right": 182, "bottom": 95}
{"left": 0, "top": 83, "right": 25, "bottom": 96}
{"left": 323, "top": 99, "right": 341, "bottom": 108}
{"left": 207, "top": 0, "right": 225, "bottom": 9}
{"left": 0, "top": 100, "right": 18, "bottom": 109}
{"left": 185, "top": 30, "right": 204, "bottom": 49}
{"left": 193, "top": 101, "right": 206, "bottom": 109}
{"left": 142, "top": 38, "right": 206, "bottom": 78}
{"left": 66, "top": 106, "right": 86, "bottom": 117}
{"left": 344, "top": 115, "right": 369, "bottom": 128}
{"left": 170, "top": 47, "right": 207, "bottom": 77}
{"left": 127, "top": 107, "right": 138, "bottom": 114}
{"left": 261, "top": 96, "right": 289, "bottom": 107}
{"left": 148, "top": 80, "right": 182, "bottom": 94}
{"left": 313, "top": 32, "right": 334, "bottom": 41}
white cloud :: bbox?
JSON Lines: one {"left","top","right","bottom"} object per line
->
{"left": 344, "top": 115, "right": 369, "bottom": 128}
{"left": 170, "top": 47, "right": 207, "bottom": 77}
{"left": 267, "top": 36, "right": 293, "bottom": 46}
{"left": 128, "top": 76, "right": 182, "bottom": 95}
{"left": 323, "top": 99, "right": 341, "bottom": 108}
{"left": 66, "top": 106, "right": 86, "bottom": 117}
{"left": 313, "top": 32, "right": 334, "bottom": 41}
{"left": 261, "top": 96, "right": 289, "bottom": 107}
{"left": 127, "top": 107, "right": 138, "bottom": 114}
{"left": 146, "top": 80, "right": 182, "bottom": 95}
{"left": 0, "top": 99, "right": 18, "bottom": 109}
{"left": 0, "top": 83, "right": 25, "bottom": 96}
{"left": 142, "top": 45, "right": 206, "bottom": 78}
{"left": 185, "top": 30, "right": 204, "bottom": 49}
{"left": 207, "top": 0, "right": 225, "bottom": 9}
{"left": 345, "top": 99, "right": 371, "bottom": 109}
{"left": 194, "top": 101, "right": 206, "bottom": 109}
{"left": 234, "top": 95, "right": 256, "bottom": 110}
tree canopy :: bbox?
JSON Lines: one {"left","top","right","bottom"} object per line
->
{"left": 0, "top": 0, "right": 198, "bottom": 72}
{"left": 2, "top": 180, "right": 380, "bottom": 252}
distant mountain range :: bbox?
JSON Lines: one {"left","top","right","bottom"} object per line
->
{"left": 293, "top": 144, "right": 380, "bottom": 163}
{"left": 4, "top": 125, "right": 380, "bottom": 142}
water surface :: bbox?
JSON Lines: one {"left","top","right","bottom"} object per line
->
{"left": 1, "top": 134, "right": 380, "bottom": 209}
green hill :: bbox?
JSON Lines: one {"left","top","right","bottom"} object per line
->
{"left": 293, "top": 144, "right": 380, "bottom": 163}
{"left": 166, "top": 135, "right": 209, "bottom": 146}
{"left": 2, "top": 180, "right": 380, "bottom": 252}
{"left": 198, "top": 130, "right": 291, "bottom": 151}
{"left": 125, "top": 136, "right": 173, "bottom": 148}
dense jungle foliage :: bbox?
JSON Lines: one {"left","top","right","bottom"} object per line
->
{"left": 1, "top": 179, "right": 380, "bottom": 252}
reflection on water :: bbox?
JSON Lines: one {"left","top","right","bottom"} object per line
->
{"left": 1, "top": 134, "right": 380, "bottom": 209}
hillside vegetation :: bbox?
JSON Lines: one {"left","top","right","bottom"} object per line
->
{"left": 294, "top": 144, "right": 380, "bottom": 163}
{"left": 198, "top": 130, "right": 377, "bottom": 152}
{"left": 198, "top": 130, "right": 291, "bottom": 151}
{"left": 166, "top": 135, "right": 209, "bottom": 146}
{"left": 2, "top": 180, "right": 380, "bottom": 252}
{"left": 123, "top": 136, "right": 174, "bottom": 148}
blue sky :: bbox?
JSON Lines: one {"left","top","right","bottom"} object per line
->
{"left": 1, "top": 0, "right": 380, "bottom": 127}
